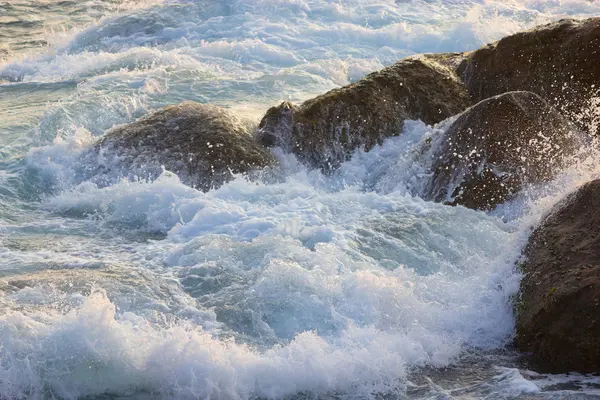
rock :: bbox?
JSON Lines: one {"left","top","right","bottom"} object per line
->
{"left": 458, "top": 18, "right": 600, "bottom": 131}
{"left": 257, "top": 56, "right": 471, "bottom": 170}
{"left": 516, "top": 179, "right": 600, "bottom": 373}
{"left": 425, "top": 91, "right": 581, "bottom": 211}
{"left": 88, "top": 101, "right": 276, "bottom": 191}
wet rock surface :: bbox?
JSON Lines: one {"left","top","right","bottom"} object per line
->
{"left": 88, "top": 101, "right": 276, "bottom": 191}
{"left": 425, "top": 91, "right": 581, "bottom": 211}
{"left": 516, "top": 179, "right": 600, "bottom": 373}
{"left": 458, "top": 18, "right": 600, "bottom": 132}
{"left": 257, "top": 56, "right": 471, "bottom": 170}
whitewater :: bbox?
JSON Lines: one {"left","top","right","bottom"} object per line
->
{"left": 2, "top": 0, "right": 600, "bottom": 399}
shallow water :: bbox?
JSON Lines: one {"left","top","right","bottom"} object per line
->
{"left": 2, "top": 1, "right": 600, "bottom": 399}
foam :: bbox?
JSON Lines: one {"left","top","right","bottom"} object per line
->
{"left": 0, "top": 290, "right": 433, "bottom": 399}
{"left": 3, "top": 0, "right": 600, "bottom": 107}
{"left": 16, "top": 119, "right": 525, "bottom": 397}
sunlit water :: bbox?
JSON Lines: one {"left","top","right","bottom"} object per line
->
{"left": 2, "top": 1, "right": 600, "bottom": 399}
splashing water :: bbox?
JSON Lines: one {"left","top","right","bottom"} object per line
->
{"left": 2, "top": 1, "right": 600, "bottom": 399}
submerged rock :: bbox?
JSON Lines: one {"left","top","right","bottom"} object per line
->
{"left": 88, "top": 101, "right": 275, "bottom": 191}
{"left": 516, "top": 179, "right": 600, "bottom": 373}
{"left": 425, "top": 91, "right": 581, "bottom": 211}
{"left": 257, "top": 56, "right": 471, "bottom": 170}
{"left": 458, "top": 18, "right": 600, "bottom": 130}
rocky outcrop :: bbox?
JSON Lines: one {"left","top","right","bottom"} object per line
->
{"left": 516, "top": 179, "right": 600, "bottom": 373}
{"left": 458, "top": 18, "right": 600, "bottom": 130}
{"left": 256, "top": 18, "right": 600, "bottom": 173}
{"left": 425, "top": 91, "right": 581, "bottom": 211}
{"left": 257, "top": 56, "right": 471, "bottom": 170}
{"left": 88, "top": 101, "right": 275, "bottom": 191}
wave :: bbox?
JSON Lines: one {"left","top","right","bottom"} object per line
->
{"left": 0, "top": 115, "right": 564, "bottom": 398}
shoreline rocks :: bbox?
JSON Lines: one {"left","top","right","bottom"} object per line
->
{"left": 87, "top": 101, "right": 276, "bottom": 191}
{"left": 516, "top": 179, "right": 600, "bottom": 373}
{"left": 425, "top": 91, "right": 581, "bottom": 211}
{"left": 458, "top": 18, "right": 600, "bottom": 132}
{"left": 256, "top": 56, "right": 471, "bottom": 170}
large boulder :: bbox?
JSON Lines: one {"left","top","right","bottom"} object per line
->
{"left": 458, "top": 18, "right": 600, "bottom": 130}
{"left": 87, "top": 101, "right": 276, "bottom": 191}
{"left": 257, "top": 56, "right": 471, "bottom": 170}
{"left": 516, "top": 179, "right": 600, "bottom": 373}
{"left": 425, "top": 91, "right": 581, "bottom": 211}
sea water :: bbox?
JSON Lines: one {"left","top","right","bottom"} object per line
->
{"left": 2, "top": 1, "right": 600, "bottom": 399}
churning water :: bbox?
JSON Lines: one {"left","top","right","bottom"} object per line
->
{"left": 2, "top": 1, "right": 600, "bottom": 399}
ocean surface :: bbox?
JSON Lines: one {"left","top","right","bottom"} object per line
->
{"left": 2, "top": 1, "right": 600, "bottom": 399}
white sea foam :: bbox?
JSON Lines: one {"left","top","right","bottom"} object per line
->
{"left": 2, "top": 119, "right": 523, "bottom": 398}
{"left": 2, "top": 0, "right": 600, "bottom": 112}
{"left": 0, "top": 290, "right": 450, "bottom": 399}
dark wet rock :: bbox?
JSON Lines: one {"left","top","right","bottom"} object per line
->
{"left": 425, "top": 91, "right": 581, "bottom": 211}
{"left": 516, "top": 179, "right": 600, "bottom": 373}
{"left": 88, "top": 101, "right": 276, "bottom": 191}
{"left": 257, "top": 56, "right": 471, "bottom": 170}
{"left": 458, "top": 18, "right": 600, "bottom": 131}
